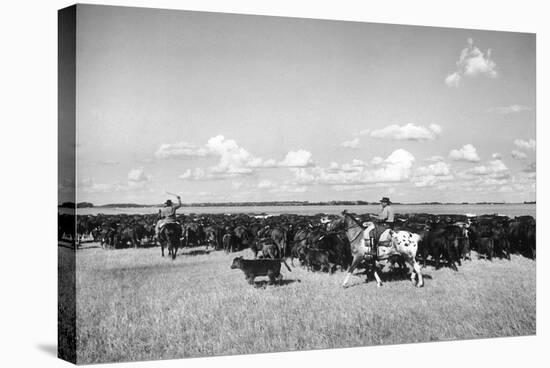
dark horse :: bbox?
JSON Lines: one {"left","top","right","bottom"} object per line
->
{"left": 159, "top": 222, "right": 183, "bottom": 260}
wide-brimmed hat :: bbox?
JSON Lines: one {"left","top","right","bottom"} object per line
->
{"left": 165, "top": 199, "right": 173, "bottom": 205}
{"left": 379, "top": 197, "right": 391, "bottom": 204}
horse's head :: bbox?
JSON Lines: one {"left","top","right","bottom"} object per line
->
{"left": 362, "top": 221, "right": 374, "bottom": 228}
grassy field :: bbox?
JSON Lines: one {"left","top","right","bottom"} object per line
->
{"left": 68, "top": 245, "right": 536, "bottom": 364}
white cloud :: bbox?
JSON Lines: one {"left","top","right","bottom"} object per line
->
{"left": 340, "top": 138, "right": 360, "bottom": 149}
{"left": 415, "top": 161, "right": 451, "bottom": 177}
{"left": 450, "top": 159, "right": 513, "bottom": 192}
{"left": 492, "top": 153, "right": 501, "bottom": 159}
{"left": 412, "top": 161, "right": 453, "bottom": 187}
{"left": 79, "top": 169, "right": 153, "bottom": 193}
{"left": 291, "top": 149, "right": 415, "bottom": 186}
{"left": 174, "top": 136, "right": 314, "bottom": 180}
{"left": 445, "top": 38, "right": 498, "bottom": 87}
{"left": 369, "top": 123, "right": 442, "bottom": 141}
{"left": 487, "top": 104, "right": 531, "bottom": 114}
{"left": 511, "top": 150, "right": 527, "bottom": 160}
{"left": 278, "top": 149, "right": 314, "bottom": 168}
{"left": 155, "top": 142, "right": 210, "bottom": 159}
{"left": 462, "top": 159, "right": 509, "bottom": 179}
{"left": 514, "top": 138, "right": 536, "bottom": 151}
{"left": 449, "top": 144, "right": 480, "bottom": 162}
{"left": 445, "top": 72, "right": 462, "bottom": 87}
{"left": 206, "top": 135, "right": 262, "bottom": 174}
{"left": 127, "top": 167, "right": 152, "bottom": 182}
{"left": 178, "top": 167, "right": 246, "bottom": 181}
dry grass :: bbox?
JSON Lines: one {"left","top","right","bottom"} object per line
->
{"left": 68, "top": 245, "right": 535, "bottom": 364}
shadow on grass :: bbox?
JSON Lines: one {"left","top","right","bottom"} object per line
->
{"left": 418, "top": 258, "right": 463, "bottom": 271}
{"left": 36, "top": 343, "right": 57, "bottom": 357}
{"left": 180, "top": 249, "right": 212, "bottom": 256}
{"left": 351, "top": 267, "right": 433, "bottom": 285}
{"left": 253, "top": 279, "right": 301, "bottom": 288}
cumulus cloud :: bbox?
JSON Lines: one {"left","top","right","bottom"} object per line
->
{"left": 462, "top": 159, "right": 509, "bottom": 179}
{"left": 487, "top": 104, "right": 531, "bottom": 114}
{"left": 412, "top": 161, "right": 453, "bottom": 187}
{"left": 155, "top": 142, "right": 210, "bottom": 159}
{"left": 207, "top": 135, "right": 261, "bottom": 174}
{"left": 449, "top": 144, "right": 480, "bottom": 162}
{"left": 445, "top": 38, "right": 498, "bottom": 87}
{"left": 174, "top": 135, "right": 315, "bottom": 180}
{"left": 291, "top": 149, "right": 415, "bottom": 186}
{"left": 369, "top": 123, "right": 442, "bottom": 141}
{"left": 278, "top": 150, "right": 314, "bottom": 168}
{"left": 511, "top": 150, "right": 527, "bottom": 160}
{"left": 79, "top": 168, "right": 153, "bottom": 193}
{"left": 514, "top": 138, "right": 536, "bottom": 151}
{"left": 340, "top": 138, "right": 360, "bottom": 149}
{"left": 128, "top": 167, "right": 152, "bottom": 182}
{"left": 415, "top": 161, "right": 451, "bottom": 177}
{"left": 445, "top": 72, "right": 462, "bottom": 88}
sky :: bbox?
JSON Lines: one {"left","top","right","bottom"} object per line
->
{"left": 68, "top": 4, "right": 536, "bottom": 205}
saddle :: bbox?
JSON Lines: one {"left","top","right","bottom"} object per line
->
{"left": 158, "top": 218, "right": 180, "bottom": 232}
{"left": 362, "top": 223, "right": 394, "bottom": 256}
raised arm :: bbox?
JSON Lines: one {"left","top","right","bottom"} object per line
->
{"left": 174, "top": 196, "right": 182, "bottom": 210}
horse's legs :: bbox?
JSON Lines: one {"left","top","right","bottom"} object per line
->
{"left": 342, "top": 255, "right": 362, "bottom": 287}
{"left": 409, "top": 259, "right": 423, "bottom": 287}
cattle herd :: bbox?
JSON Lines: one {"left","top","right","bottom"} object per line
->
{"left": 59, "top": 210, "right": 536, "bottom": 274}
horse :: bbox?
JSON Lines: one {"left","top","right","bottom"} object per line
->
{"left": 159, "top": 222, "right": 183, "bottom": 260}
{"left": 340, "top": 210, "right": 423, "bottom": 288}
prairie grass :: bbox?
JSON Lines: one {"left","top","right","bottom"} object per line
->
{"left": 70, "top": 246, "right": 535, "bottom": 364}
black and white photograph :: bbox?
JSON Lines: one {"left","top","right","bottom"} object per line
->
{"left": 54, "top": 3, "right": 540, "bottom": 365}
{"left": 5, "top": 1, "right": 549, "bottom": 367}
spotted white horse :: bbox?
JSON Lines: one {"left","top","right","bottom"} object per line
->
{"left": 341, "top": 210, "right": 423, "bottom": 288}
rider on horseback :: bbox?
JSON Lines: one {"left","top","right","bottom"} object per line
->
{"left": 364, "top": 197, "right": 395, "bottom": 253}
{"left": 155, "top": 195, "right": 182, "bottom": 245}
{"left": 373, "top": 197, "right": 394, "bottom": 229}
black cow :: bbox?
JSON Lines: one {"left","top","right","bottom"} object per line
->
{"left": 230, "top": 256, "right": 291, "bottom": 285}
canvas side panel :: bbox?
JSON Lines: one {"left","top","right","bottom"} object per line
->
{"left": 58, "top": 4, "right": 77, "bottom": 365}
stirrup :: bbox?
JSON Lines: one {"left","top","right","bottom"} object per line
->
{"left": 370, "top": 239, "right": 377, "bottom": 257}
